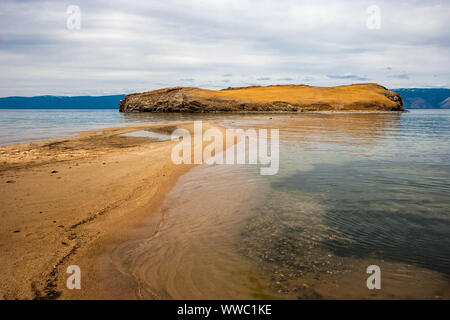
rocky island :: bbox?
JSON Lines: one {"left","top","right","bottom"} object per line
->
{"left": 119, "top": 83, "right": 404, "bottom": 112}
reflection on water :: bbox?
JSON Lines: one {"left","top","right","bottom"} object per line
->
{"left": 110, "top": 110, "right": 450, "bottom": 299}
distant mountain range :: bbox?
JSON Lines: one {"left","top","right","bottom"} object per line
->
{"left": 0, "top": 95, "right": 125, "bottom": 109}
{"left": 0, "top": 88, "right": 448, "bottom": 109}
{"left": 392, "top": 88, "right": 450, "bottom": 109}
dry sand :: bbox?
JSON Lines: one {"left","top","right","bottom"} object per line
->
{"left": 0, "top": 122, "right": 223, "bottom": 299}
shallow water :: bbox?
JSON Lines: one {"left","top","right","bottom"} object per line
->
{"left": 111, "top": 164, "right": 271, "bottom": 299}
{"left": 111, "top": 110, "right": 450, "bottom": 299}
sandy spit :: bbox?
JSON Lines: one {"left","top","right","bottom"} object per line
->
{"left": 0, "top": 122, "right": 222, "bottom": 299}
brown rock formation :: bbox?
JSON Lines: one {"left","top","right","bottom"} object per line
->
{"left": 119, "top": 83, "right": 404, "bottom": 112}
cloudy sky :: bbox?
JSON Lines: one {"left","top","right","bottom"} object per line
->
{"left": 0, "top": 0, "right": 449, "bottom": 96}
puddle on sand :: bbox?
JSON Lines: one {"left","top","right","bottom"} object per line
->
{"left": 120, "top": 130, "right": 171, "bottom": 141}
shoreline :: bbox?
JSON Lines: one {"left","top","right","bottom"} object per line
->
{"left": 0, "top": 122, "right": 222, "bottom": 299}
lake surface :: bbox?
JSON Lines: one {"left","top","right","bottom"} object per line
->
{"left": 1, "top": 109, "right": 449, "bottom": 298}
{"left": 0, "top": 109, "right": 299, "bottom": 145}
{"left": 109, "top": 110, "right": 449, "bottom": 299}
{"left": 0, "top": 109, "right": 196, "bottom": 145}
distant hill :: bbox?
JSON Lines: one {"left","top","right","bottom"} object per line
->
{"left": 0, "top": 88, "right": 449, "bottom": 109}
{"left": 0, "top": 95, "right": 125, "bottom": 109}
{"left": 392, "top": 88, "right": 450, "bottom": 109}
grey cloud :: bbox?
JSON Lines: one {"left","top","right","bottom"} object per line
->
{"left": 327, "top": 74, "right": 370, "bottom": 81}
{"left": 0, "top": 0, "right": 448, "bottom": 96}
{"left": 391, "top": 74, "right": 410, "bottom": 80}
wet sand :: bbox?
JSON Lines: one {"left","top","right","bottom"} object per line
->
{"left": 0, "top": 122, "right": 223, "bottom": 299}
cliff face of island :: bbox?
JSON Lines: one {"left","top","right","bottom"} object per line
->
{"left": 119, "top": 84, "right": 404, "bottom": 112}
